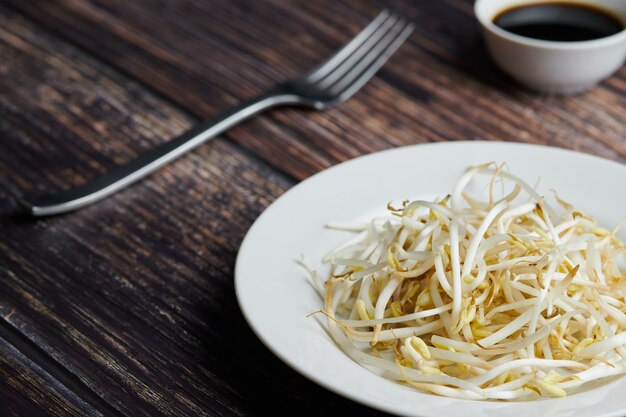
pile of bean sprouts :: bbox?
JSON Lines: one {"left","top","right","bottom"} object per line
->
{"left": 302, "top": 163, "right": 626, "bottom": 400}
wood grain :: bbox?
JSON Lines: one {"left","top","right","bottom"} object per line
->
{"left": 0, "top": 337, "right": 97, "bottom": 417}
{"left": 6, "top": 0, "right": 626, "bottom": 182}
{"left": 0, "top": 8, "right": 388, "bottom": 417}
{"left": 0, "top": 321, "right": 117, "bottom": 417}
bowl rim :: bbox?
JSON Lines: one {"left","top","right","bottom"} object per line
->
{"left": 474, "top": 0, "right": 626, "bottom": 50}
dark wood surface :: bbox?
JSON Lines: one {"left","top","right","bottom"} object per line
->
{"left": 0, "top": 1, "right": 625, "bottom": 416}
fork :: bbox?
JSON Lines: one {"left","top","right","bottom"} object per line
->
{"left": 24, "top": 10, "right": 413, "bottom": 216}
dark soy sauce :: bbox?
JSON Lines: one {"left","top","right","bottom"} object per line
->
{"left": 494, "top": 3, "right": 624, "bottom": 42}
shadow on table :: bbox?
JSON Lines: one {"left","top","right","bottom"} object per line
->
{"left": 189, "top": 286, "right": 393, "bottom": 417}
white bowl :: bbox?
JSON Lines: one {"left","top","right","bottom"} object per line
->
{"left": 236, "top": 141, "right": 626, "bottom": 417}
{"left": 475, "top": 0, "right": 626, "bottom": 93}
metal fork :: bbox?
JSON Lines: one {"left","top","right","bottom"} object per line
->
{"left": 24, "top": 10, "right": 413, "bottom": 216}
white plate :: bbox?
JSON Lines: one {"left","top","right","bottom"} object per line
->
{"left": 235, "top": 141, "right": 626, "bottom": 417}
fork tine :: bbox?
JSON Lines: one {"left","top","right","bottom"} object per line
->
{"left": 328, "top": 18, "right": 408, "bottom": 91}
{"left": 330, "top": 21, "right": 414, "bottom": 100}
{"left": 305, "top": 10, "right": 391, "bottom": 82}
{"left": 314, "top": 13, "right": 402, "bottom": 88}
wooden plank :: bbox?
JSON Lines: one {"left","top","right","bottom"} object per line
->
{"left": 0, "top": 7, "right": 389, "bottom": 417}
{"left": 0, "top": 337, "right": 96, "bottom": 417}
{"left": 0, "top": 322, "right": 116, "bottom": 417}
{"left": 6, "top": 0, "right": 626, "bottom": 182}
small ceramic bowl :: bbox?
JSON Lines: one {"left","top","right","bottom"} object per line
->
{"left": 475, "top": 0, "right": 626, "bottom": 93}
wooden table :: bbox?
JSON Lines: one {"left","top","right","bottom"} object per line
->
{"left": 1, "top": 1, "right": 625, "bottom": 416}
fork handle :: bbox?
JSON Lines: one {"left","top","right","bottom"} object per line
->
{"left": 25, "top": 91, "right": 295, "bottom": 216}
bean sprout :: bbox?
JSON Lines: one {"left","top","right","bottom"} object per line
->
{"left": 304, "top": 163, "right": 626, "bottom": 400}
